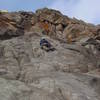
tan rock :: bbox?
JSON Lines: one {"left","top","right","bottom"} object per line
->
{"left": 56, "top": 24, "right": 63, "bottom": 31}
{"left": 0, "top": 8, "right": 100, "bottom": 100}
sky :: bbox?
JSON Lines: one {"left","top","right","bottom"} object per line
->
{"left": 0, "top": 0, "right": 100, "bottom": 25}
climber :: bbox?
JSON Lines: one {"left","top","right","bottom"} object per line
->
{"left": 40, "top": 37, "right": 55, "bottom": 52}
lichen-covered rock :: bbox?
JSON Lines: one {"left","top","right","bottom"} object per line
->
{"left": 0, "top": 77, "right": 31, "bottom": 100}
{"left": 0, "top": 8, "right": 100, "bottom": 100}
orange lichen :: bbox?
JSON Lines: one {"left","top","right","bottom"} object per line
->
{"left": 67, "top": 35, "right": 73, "bottom": 43}
{"left": 66, "top": 32, "right": 81, "bottom": 43}
{"left": 40, "top": 21, "right": 50, "bottom": 33}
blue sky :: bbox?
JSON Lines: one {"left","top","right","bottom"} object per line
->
{"left": 0, "top": 0, "right": 100, "bottom": 24}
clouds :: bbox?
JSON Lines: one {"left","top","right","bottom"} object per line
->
{"left": 73, "top": 0, "right": 100, "bottom": 24}
{"left": 49, "top": 0, "right": 77, "bottom": 16}
{"left": 49, "top": 0, "right": 100, "bottom": 24}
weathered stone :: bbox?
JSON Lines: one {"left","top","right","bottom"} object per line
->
{"left": 0, "top": 77, "right": 31, "bottom": 100}
{"left": 56, "top": 24, "right": 63, "bottom": 31}
{"left": 0, "top": 8, "right": 100, "bottom": 100}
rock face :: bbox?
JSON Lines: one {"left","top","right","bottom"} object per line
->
{"left": 0, "top": 8, "right": 100, "bottom": 100}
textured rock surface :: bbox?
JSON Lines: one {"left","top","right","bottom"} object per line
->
{"left": 0, "top": 8, "right": 100, "bottom": 100}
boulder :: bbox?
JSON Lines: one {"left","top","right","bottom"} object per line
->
{"left": 0, "top": 8, "right": 100, "bottom": 100}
